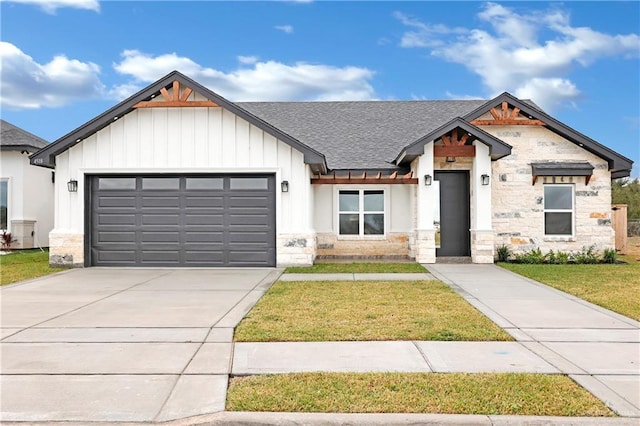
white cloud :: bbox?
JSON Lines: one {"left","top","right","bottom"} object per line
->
{"left": 395, "top": 2, "right": 640, "bottom": 110}
{"left": 112, "top": 49, "right": 376, "bottom": 102}
{"left": 1, "top": 0, "right": 100, "bottom": 13}
{"left": 0, "top": 41, "right": 104, "bottom": 109}
{"left": 238, "top": 55, "right": 259, "bottom": 65}
{"left": 275, "top": 25, "right": 294, "bottom": 34}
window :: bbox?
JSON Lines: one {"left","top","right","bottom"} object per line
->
{"left": 0, "top": 180, "right": 7, "bottom": 230}
{"left": 338, "top": 190, "right": 384, "bottom": 236}
{"left": 544, "top": 185, "right": 573, "bottom": 236}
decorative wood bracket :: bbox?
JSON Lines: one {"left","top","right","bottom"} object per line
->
{"left": 434, "top": 128, "right": 476, "bottom": 158}
{"left": 133, "top": 81, "right": 219, "bottom": 108}
{"left": 471, "top": 101, "right": 545, "bottom": 126}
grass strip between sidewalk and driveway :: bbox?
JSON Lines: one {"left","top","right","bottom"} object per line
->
{"left": 285, "top": 262, "right": 427, "bottom": 273}
{"left": 499, "top": 262, "right": 640, "bottom": 321}
{"left": 0, "top": 249, "right": 67, "bottom": 286}
{"left": 234, "top": 280, "right": 511, "bottom": 341}
{"left": 226, "top": 372, "right": 614, "bottom": 416}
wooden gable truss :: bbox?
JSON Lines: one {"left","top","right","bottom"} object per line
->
{"left": 311, "top": 170, "right": 418, "bottom": 185}
{"left": 470, "top": 101, "right": 545, "bottom": 126}
{"left": 133, "top": 80, "right": 219, "bottom": 108}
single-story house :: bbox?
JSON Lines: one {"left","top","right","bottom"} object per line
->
{"left": 30, "top": 71, "right": 633, "bottom": 267}
{"left": 1, "top": 119, "right": 54, "bottom": 249}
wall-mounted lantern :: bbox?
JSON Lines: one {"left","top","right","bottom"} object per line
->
{"left": 67, "top": 179, "right": 78, "bottom": 192}
{"left": 481, "top": 174, "right": 490, "bottom": 186}
{"left": 281, "top": 180, "right": 289, "bottom": 193}
{"left": 446, "top": 156, "right": 456, "bottom": 163}
{"left": 424, "top": 174, "right": 432, "bottom": 186}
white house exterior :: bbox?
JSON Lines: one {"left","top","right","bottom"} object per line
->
{"left": 1, "top": 120, "right": 54, "bottom": 249}
{"left": 30, "top": 71, "right": 633, "bottom": 267}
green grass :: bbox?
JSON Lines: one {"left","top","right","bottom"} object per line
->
{"left": 227, "top": 372, "right": 614, "bottom": 416}
{"left": 234, "top": 281, "right": 511, "bottom": 341}
{"left": 0, "top": 249, "right": 67, "bottom": 286}
{"left": 285, "top": 262, "right": 427, "bottom": 273}
{"left": 500, "top": 262, "right": 640, "bottom": 321}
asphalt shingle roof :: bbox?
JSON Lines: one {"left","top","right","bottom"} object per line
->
{"left": 0, "top": 119, "right": 49, "bottom": 151}
{"left": 239, "top": 100, "right": 490, "bottom": 170}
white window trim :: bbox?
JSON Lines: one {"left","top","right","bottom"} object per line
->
{"left": 0, "top": 178, "right": 9, "bottom": 232}
{"left": 543, "top": 184, "right": 574, "bottom": 238}
{"left": 335, "top": 185, "right": 389, "bottom": 240}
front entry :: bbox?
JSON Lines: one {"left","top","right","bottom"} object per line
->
{"left": 435, "top": 171, "right": 470, "bottom": 257}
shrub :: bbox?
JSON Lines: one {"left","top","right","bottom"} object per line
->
{"left": 571, "top": 245, "right": 599, "bottom": 264}
{"left": 602, "top": 248, "right": 617, "bottom": 264}
{"left": 513, "top": 248, "right": 545, "bottom": 264}
{"left": 496, "top": 245, "right": 512, "bottom": 262}
{"left": 1, "top": 230, "right": 15, "bottom": 251}
{"left": 546, "top": 249, "right": 570, "bottom": 264}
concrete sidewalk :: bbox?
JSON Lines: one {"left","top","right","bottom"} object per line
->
{"left": 280, "top": 272, "right": 435, "bottom": 281}
{"left": 236, "top": 265, "right": 640, "bottom": 417}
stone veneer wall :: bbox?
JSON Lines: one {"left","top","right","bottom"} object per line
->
{"left": 316, "top": 232, "right": 411, "bottom": 259}
{"left": 486, "top": 126, "right": 614, "bottom": 254}
{"left": 277, "top": 233, "right": 316, "bottom": 266}
{"left": 49, "top": 232, "right": 84, "bottom": 267}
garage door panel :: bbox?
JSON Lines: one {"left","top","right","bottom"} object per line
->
{"left": 97, "top": 214, "right": 136, "bottom": 225}
{"left": 96, "top": 231, "right": 137, "bottom": 243}
{"left": 141, "top": 196, "right": 181, "bottom": 207}
{"left": 140, "top": 231, "right": 180, "bottom": 243}
{"left": 98, "top": 196, "right": 137, "bottom": 208}
{"left": 91, "top": 175, "right": 275, "bottom": 267}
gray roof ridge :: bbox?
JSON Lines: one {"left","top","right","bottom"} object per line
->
{"left": 0, "top": 119, "right": 49, "bottom": 149}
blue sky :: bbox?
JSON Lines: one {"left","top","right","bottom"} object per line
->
{"left": 1, "top": 1, "right": 639, "bottom": 176}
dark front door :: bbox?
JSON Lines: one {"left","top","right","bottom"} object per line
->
{"left": 88, "top": 174, "right": 276, "bottom": 267}
{"left": 435, "top": 171, "right": 470, "bottom": 257}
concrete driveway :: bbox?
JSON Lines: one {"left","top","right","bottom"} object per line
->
{"left": 0, "top": 267, "right": 281, "bottom": 423}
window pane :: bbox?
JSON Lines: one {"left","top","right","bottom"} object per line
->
{"left": 229, "top": 177, "right": 268, "bottom": 190}
{"left": 0, "top": 180, "right": 7, "bottom": 230}
{"left": 339, "top": 213, "right": 359, "bottom": 235}
{"left": 544, "top": 186, "right": 572, "bottom": 209}
{"left": 186, "top": 178, "right": 223, "bottom": 190}
{"left": 364, "top": 190, "right": 383, "bottom": 211}
{"left": 142, "top": 177, "right": 180, "bottom": 190}
{"left": 545, "top": 212, "right": 572, "bottom": 235}
{"left": 339, "top": 191, "right": 359, "bottom": 211}
{"left": 364, "top": 213, "right": 384, "bottom": 235}
{"left": 98, "top": 177, "right": 136, "bottom": 190}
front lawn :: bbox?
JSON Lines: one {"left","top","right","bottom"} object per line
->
{"left": 500, "top": 262, "right": 640, "bottom": 321}
{"left": 226, "top": 372, "right": 613, "bottom": 416}
{"left": 285, "top": 262, "right": 427, "bottom": 273}
{"left": 234, "top": 280, "right": 511, "bottom": 341}
{"left": 0, "top": 249, "right": 67, "bottom": 286}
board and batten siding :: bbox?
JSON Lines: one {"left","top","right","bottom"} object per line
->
{"left": 50, "top": 104, "right": 315, "bottom": 267}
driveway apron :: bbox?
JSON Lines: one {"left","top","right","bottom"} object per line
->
{"left": 0, "top": 267, "right": 281, "bottom": 423}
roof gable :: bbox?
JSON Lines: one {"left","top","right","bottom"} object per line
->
{"left": 463, "top": 92, "right": 633, "bottom": 178}
{"left": 395, "top": 117, "right": 512, "bottom": 165}
{"left": 1, "top": 119, "right": 49, "bottom": 152}
{"left": 29, "top": 71, "right": 327, "bottom": 172}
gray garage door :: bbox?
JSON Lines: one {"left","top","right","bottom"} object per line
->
{"left": 89, "top": 175, "right": 276, "bottom": 267}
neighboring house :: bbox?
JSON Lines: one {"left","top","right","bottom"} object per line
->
{"left": 1, "top": 119, "right": 54, "bottom": 249}
{"left": 30, "top": 71, "right": 633, "bottom": 267}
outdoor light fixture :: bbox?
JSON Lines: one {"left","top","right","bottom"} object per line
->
{"left": 481, "top": 174, "right": 490, "bottom": 185}
{"left": 67, "top": 179, "right": 78, "bottom": 192}
{"left": 424, "top": 174, "right": 432, "bottom": 186}
{"left": 446, "top": 156, "right": 456, "bottom": 163}
{"left": 281, "top": 180, "right": 289, "bottom": 193}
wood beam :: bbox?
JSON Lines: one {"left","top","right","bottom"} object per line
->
{"left": 501, "top": 101, "right": 508, "bottom": 118}
{"left": 459, "top": 133, "right": 469, "bottom": 146}
{"left": 179, "top": 87, "right": 193, "bottom": 102}
{"left": 489, "top": 108, "right": 501, "bottom": 120}
{"left": 311, "top": 178, "right": 418, "bottom": 185}
{"left": 434, "top": 145, "right": 476, "bottom": 157}
{"left": 160, "top": 87, "right": 171, "bottom": 101}
{"left": 172, "top": 81, "right": 180, "bottom": 101}
{"left": 509, "top": 107, "right": 521, "bottom": 119}
{"left": 470, "top": 119, "right": 545, "bottom": 126}
{"left": 441, "top": 135, "right": 451, "bottom": 146}
{"left": 133, "top": 100, "right": 220, "bottom": 108}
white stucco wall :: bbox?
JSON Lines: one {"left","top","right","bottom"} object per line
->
{"left": 0, "top": 150, "right": 54, "bottom": 248}
{"left": 312, "top": 183, "right": 414, "bottom": 258}
{"left": 51, "top": 100, "right": 314, "bottom": 266}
